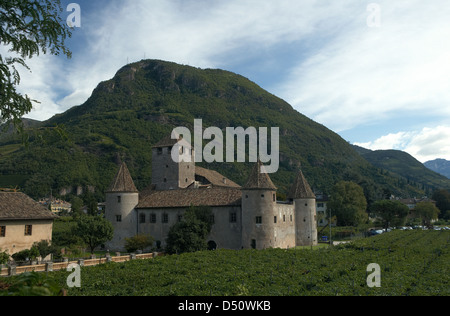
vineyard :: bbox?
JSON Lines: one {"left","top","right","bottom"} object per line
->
{"left": 43, "top": 230, "right": 450, "bottom": 295}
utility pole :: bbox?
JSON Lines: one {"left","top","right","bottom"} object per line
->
{"left": 329, "top": 207, "right": 332, "bottom": 246}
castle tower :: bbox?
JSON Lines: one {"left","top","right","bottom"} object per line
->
{"left": 151, "top": 135, "right": 195, "bottom": 190}
{"left": 241, "top": 161, "right": 277, "bottom": 250}
{"left": 288, "top": 170, "right": 318, "bottom": 247}
{"left": 105, "top": 162, "right": 139, "bottom": 251}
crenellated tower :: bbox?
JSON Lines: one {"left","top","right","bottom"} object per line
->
{"left": 151, "top": 135, "right": 195, "bottom": 190}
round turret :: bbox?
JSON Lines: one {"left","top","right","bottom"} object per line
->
{"left": 288, "top": 170, "right": 318, "bottom": 247}
{"left": 241, "top": 161, "right": 277, "bottom": 249}
{"left": 104, "top": 163, "right": 139, "bottom": 251}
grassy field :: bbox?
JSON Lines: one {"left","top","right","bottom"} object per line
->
{"left": 36, "top": 230, "right": 448, "bottom": 296}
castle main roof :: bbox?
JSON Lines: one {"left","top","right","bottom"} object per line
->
{"left": 243, "top": 161, "right": 277, "bottom": 191}
{"left": 107, "top": 162, "right": 139, "bottom": 193}
{"left": 136, "top": 187, "right": 242, "bottom": 209}
{"left": 288, "top": 170, "right": 316, "bottom": 199}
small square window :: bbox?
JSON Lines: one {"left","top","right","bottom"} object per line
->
{"left": 25, "top": 225, "right": 32, "bottom": 236}
{"left": 0, "top": 226, "right": 6, "bottom": 237}
{"left": 116, "top": 215, "right": 122, "bottom": 222}
{"left": 230, "top": 212, "right": 237, "bottom": 223}
{"left": 162, "top": 213, "right": 169, "bottom": 223}
{"left": 256, "top": 216, "right": 262, "bottom": 224}
{"left": 150, "top": 214, "right": 157, "bottom": 223}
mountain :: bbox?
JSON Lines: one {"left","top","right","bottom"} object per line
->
{"left": 424, "top": 159, "right": 450, "bottom": 179}
{"left": 0, "top": 59, "right": 448, "bottom": 202}
{"left": 356, "top": 148, "right": 450, "bottom": 194}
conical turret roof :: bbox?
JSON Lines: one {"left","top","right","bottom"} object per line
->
{"left": 288, "top": 170, "right": 315, "bottom": 199}
{"left": 243, "top": 160, "right": 277, "bottom": 191}
{"left": 107, "top": 162, "right": 138, "bottom": 193}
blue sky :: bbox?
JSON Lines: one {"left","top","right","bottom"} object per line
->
{"left": 7, "top": 0, "right": 450, "bottom": 163}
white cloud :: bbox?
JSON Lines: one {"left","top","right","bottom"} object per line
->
{"left": 355, "top": 125, "right": 450, "bottom": 163}
{"left": 277, "top": 0, "right": 450, "bottom": 133}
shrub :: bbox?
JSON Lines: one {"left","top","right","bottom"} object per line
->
{"left": 124, "top": 234, "right": 154, "bottom": 253}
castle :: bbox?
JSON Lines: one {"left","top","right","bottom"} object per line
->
{"left": 105, "top": 135, "right": 317, "bottom": 251}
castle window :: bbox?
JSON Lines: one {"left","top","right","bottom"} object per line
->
{"left": 245, "top": 195, "right": 248, "bottom": 199}
{"left": 116, "top": 215, "right": 122, "bottom": 222}
{"left": 164, "top": 178, "right": 167, "bottom": 183}
{"left": 283, "top": 215, "right": 286, "bottom": 222}
{"left": 256, "top": 216, "right": 262, "bottom": 224}
{"left": 150, "top": 214, "right": 157, "bottom": 223}
{"left": 24, "top": 225, "right": 32, "bottom": 236}
{"left": 290, "top": 215, "right": 293, "bottom": 222}
{"left": 162, "top": 213, "right": 169, "bottom": 223}
{"left": 261, "top": 194, "right": 265, "bottom": 198}
{"left": 157, "top": 148, "right": 163, "bottom": 155}
{"left": 273, "top": 194, "right": 276, "bottom": 202}
{"left": 178, "top": 214, "right": 183, "bottom": 222}
{"left": 0, "top": 226, "right": 5, "bottom": 237}
{"left": 139, "top": 213, "right": 146, "bottom": 223}
{"left": 117, "top": 196, "right": 121, "bottom": 203}
{"left": 230, "top": 212, "right": 237, "bottom": 223}
{"left": 251, "top": 239, "right": 256, "bottom": 249}
{"left": 274, "top": 216, "right": 277, "bottom": 224}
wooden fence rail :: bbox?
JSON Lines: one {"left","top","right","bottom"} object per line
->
{"left": 0, "top": 252, "right": 161, "bottom": 277}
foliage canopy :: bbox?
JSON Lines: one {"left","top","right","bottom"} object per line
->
{"left": 328, "top": 181, "right": 368, "bottom": 227}
{"left": 0, "top": 0, "right": 72, "bottom": 127}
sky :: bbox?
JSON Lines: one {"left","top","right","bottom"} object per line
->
{"left": 5, "top": 0, "right": 450, "bottom": 163}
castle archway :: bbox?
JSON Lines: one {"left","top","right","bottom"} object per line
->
{"left": 207, "top": 240, "right": 217, "bottom": 250}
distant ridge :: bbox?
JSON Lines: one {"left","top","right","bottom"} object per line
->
{"left": 355, "top": 148, "right": 450, "bottom": 193}
{"left": 424, "top": 159, "right": 450, "bottom": 179}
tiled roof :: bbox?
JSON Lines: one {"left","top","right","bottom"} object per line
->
{"left": 152, "top": 134, "right": 181, "bottom": 148}
{"left": 107, "top": 162, "right": 138, "bottom": 193}
{"left": 288, "top": 170, "right": 316, "bottom": 199}
{"left": 136, "top": 187, "right": 242, "bottom": 209}
{"left": 195, "top": 167, "right": 241, "bottom": 188}
{"left": 152, "top": 133, "right": 192, "bottom": 149}
{"left": 242, "top": 161, "right": 277, "bottom": 190}
{"left": 0, "top": 192, "right": 56, "bottom": 220}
